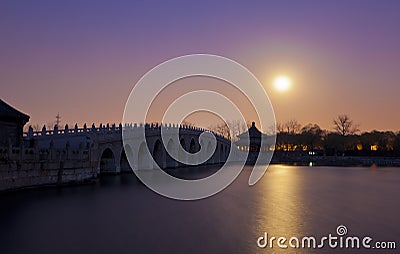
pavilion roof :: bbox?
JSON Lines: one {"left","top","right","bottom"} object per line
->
{"left": 0, "top": 99, "right": 30, "bottom": 123}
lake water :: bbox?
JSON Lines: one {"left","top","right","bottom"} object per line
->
{"left": 0, "top": 165, "right": 399, "bottom": 254}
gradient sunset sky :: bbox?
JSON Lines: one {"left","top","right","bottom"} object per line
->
{"left": 1, "top": 0, "right": 399, "bottom": 132}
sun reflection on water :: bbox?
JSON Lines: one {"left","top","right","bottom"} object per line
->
{"left": 253, "top": 165, "right": 307, "bottom": 246}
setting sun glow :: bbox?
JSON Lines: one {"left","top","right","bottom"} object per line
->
{"left": 274, "top": 76, "right": 291, "bottom": 92}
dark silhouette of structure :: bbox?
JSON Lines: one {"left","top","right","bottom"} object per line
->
{"left": 0, "top": 99, "right": 29, "bottom": 146}
{"left": 0, "top": 98, "right": 233, "bottom": 191}
{"left": 235, "top": 122, "right": 274, "bottom": 164}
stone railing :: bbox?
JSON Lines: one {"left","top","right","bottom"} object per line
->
{"left": 24, "top": 123, "right": 122, "bottom": 138}
{"left": 24, "top": 123, "right": 230, "bottom": 140}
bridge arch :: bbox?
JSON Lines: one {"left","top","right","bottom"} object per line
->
{"left": 206, "top": 140, "right": 213, "bottom": 164}
{"left": 219, "top": 143, "right": 224, "bottom": 163}
{"left": 152, "top": 139, "right": 164, "bottom": 169}
{"left": 93, "top": 126, "right": 233, "bottom": 172}
{"left": 189, "top": 138, "right": 196, "bottom": 153}
{"left": 189, "top": 138, "right": 197, "bottom": 164}
{"left": 180, "top": 138, "right": 186, "bottom": 151}
{"left": 99, "top": 147, "right": 117, "bottom": 174}
{"left": 179, "top": 138, "right": 186, "bottom": 166}
{"left": 199, "top": 140, "right": 205, "bottom": 164}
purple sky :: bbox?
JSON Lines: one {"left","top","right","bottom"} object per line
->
{"left": 1, "top": 0, "right": 399, "bottom": 131}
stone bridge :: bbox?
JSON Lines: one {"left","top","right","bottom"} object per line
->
{"left": 25, "top": 123, "right": 233, "bottom": 175}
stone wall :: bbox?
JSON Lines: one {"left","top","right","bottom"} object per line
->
{"left": 0, "top": 146, "right": 98, "bottom": 191}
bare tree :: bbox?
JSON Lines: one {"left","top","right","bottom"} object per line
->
{"left": 229, "top": 120, "right": 247, "bottom": 140}
{"left": 46, "top": 122, "right": 55, "bottom": 130}
{"left": 276, "top": 122, "right": 285, "bottom": 133}
{"left": 208, "top": 120, "right": 249, "bottom": 141}
{"left": 333, "top": 114, "right": 359, "bottom": 136}
{"left": 23, "top": 123, "right": 41, "bottom": 132}
{"left": 32, "top": 124, "right": 41, "bottom": 132}
{"left": 181, "top": 120, "right": 195, "bottom": 127}
{"left": 209, "top": 123, "right": 230, "bottom": 139}
{"left": 285, "top": 119, "right": 301, "bottom": 134}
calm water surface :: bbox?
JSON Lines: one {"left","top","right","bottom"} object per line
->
{"left": 1, "top": 165, "right": 399, "bottom": 254}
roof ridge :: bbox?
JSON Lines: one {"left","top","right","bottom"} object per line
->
{"left": 0, "top": 99, "right": 30, "bottom": 122}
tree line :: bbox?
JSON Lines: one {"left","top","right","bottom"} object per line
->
{"left": 275, "top": 114, "right": 400, "bottom": 156}
{"left": 210, "top": 114, "right": 400, "bottom": 157}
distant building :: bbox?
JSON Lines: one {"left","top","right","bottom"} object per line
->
{"left": 0, "top": 99, "right": 30, "bottom": 146}
{"left": 235, "top": 122, "right": 274, "bottom": 164}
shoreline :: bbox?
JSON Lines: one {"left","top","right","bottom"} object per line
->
{"left": 271, "top": 155, "right": 400, "bottom": 167}
{"left": 0, "top": 177, "right": 98, "bottom": 195}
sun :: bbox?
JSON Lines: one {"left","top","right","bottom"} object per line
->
{"left": 274, "top": 76, "right": 291, "bottom": 92}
